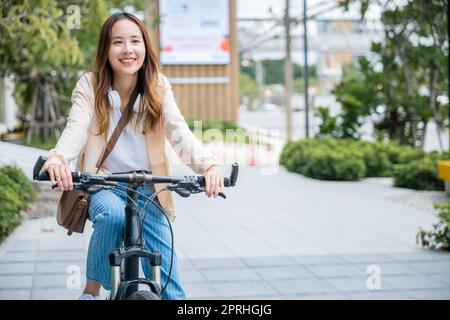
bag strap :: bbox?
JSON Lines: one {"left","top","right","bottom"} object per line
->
{"left": 67, "top": 195, "right": 88, "bottom": 236}
{"left": 95, "top": 91, "right": 139, "bottom": 172}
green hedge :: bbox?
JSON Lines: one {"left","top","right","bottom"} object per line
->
{"left": 280, "top": 137, "right": 367, "bottom": 181}
{"left": 280, "top": 137, "right": 448, "bottom": 189}
{"left": 393, "top": 157, "right": 444, "bottom": 191}
{"left": 0, "top": 165, "right": 36, "bottom": 242}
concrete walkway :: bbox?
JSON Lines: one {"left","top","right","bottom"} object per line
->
{"left": 0, "top": 142, "right": 450, "bottom": 299}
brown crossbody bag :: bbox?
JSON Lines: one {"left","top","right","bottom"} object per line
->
{"left": 57, "top": 94, "right": 136, "bottom": 236}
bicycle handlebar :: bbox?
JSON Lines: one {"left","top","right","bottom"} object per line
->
{"left": 32, "top": 156, "right": 238, "bottom": 197}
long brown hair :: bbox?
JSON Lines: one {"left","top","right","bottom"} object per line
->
{"left": 93, "top": 12, "right": 162, "bottom": 137}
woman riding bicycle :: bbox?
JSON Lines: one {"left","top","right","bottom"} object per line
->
{"left": 41, "top": 12, "right": 224, "bottom": 300}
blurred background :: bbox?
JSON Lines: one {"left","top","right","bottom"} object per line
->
{"left": 0, "top": 0, "right": 449, "bottom": 300}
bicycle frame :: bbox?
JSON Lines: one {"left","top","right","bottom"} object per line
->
{"left": 32, "top": 155, "right": 238, "bottom": 300}
{"left": 109, "top": 184, "right": 163, "bottom": 300}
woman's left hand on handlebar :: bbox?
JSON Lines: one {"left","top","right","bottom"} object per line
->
{"left": 203, "top": 165, "right": 224, "bottom": 198}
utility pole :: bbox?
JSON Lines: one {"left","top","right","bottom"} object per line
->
{"left": 255, "top": 60, "right": 264, "bottom": 110}
{"left": 303, "top": 0, "right": 310, "bottom": 138}
{"left": 284, "top": 0, "right": 293, "bottom": 141}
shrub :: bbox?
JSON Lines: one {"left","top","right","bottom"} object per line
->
{"left": 393, "top": 157, "right": 443, "bottom": 191}
{"left": 359, "top": 141, "right": 391, "bottom": 177}
{"left": 280, "top": 138, "right": 366, "bottom": 181}
{"left": 382, "top": 141, "right": 425, "bottom": 165}
{"left": 301, "top": 147, "right": 366, "bottom": 181}
{"left": 280, "top": 137, "right": 449, "bottom": 190}
{"left": 0, "top": 165, "right": 36, "bottom": 242}
{"left": 279, "top": 140, "right": 297, "bottom": 167}
{"left": 0, "top": 165, "right": 36, "bottom": 203}
{"left": 417, "top": 203, "right": 450, "bottom": 251}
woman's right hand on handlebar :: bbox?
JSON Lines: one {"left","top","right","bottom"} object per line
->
{"left": 46, "top": 163, "right": 73, "bottom": 191}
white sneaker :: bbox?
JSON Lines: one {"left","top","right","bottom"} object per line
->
{"left": 79, "top": 293, "right": 102, "bottom": 300}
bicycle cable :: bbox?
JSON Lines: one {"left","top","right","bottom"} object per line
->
{"left": 115, "top": 184, "right": 174, "bottom": 297}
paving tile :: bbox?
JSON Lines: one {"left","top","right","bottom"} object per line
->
{"left": 7, "top": 240, "right": 39, "bottom": 251}
{"left": 0, "top": 289, "right": 31, "bottom": 299}
{"left": 409, "top": 261, "right": 450, "bottom": 274}
{"left": 325, "top": 277, "right": 393, "bottom": 292}
{"left": 31, "top": 288, "right": 82, "bottom": 300}
{"left": 353, "top": 262, "right": 422, "bottom": 276}
{"left": 406, "top": 288, "right": 450, "bottom": 300}
{"left": 383, "top": 274, "right": 448, "bottom": 290}
{"left": 387, "top": 251, "right": 450, "bottom": 263}
{"left": 270, "top": 278, "right": 337, "bottom": 295}
{"left": 292, "top": 255, "right": 347, "bottom": 266}
{"left": 32, "top": 274, "right": 86, "bottom": 289}
{"left": 241, "top": 256, "right": 297, "bottom": 267}
{"left": 34, "top": 261, "right": 86, "bottom": 274}
{"left": 0, "top": 263, "right": 35, "bottom": 275}
{"left": 211, "top": 281, "right": 279, "bottom": 298}
{"left": 183, "top": 282, "right": 218, "bottom": 299}
{"left": 1, "top": 251, "right": 37, "bottom": 262}
{"left": 36, "top": 250, "right": 86, "bottom": 262}
{"left": 347, "top": 291, "right": 415, "bottom": 300}
{"left": 201, "top": 267, "right": 261, "bottom": 282}
{"left": 340, "top": 253, "right": 394, "bottom": 264}
{"left": 179, "top": 269, "right": 206, "bottom": 283}
{"left": 0, "top": 275, "right": 33, "bottom": 289}
{"left": 253, "top": 265, "right": 315, "bottom": 280}
{"left": 288, "top": 293, "right": 348, "bottom": 300}
{"left": 190, "top": 257, "right": 247, "bottom": 269}
{"left": 430, "top": 273, "right": 450, "bottom": 286}
{"left": 306, "top": 264, "right": 366, "bottom": 278}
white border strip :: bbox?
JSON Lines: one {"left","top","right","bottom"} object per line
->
{"left": 167, "top": 77, "right": 230, "bottom": 85}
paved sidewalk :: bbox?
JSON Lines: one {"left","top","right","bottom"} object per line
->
{"left": 1, "top": 163, "right": 450, "bottom": 299}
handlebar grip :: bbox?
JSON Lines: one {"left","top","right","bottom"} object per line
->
{"left": 38, "top": 171, "right": 51, "bottom": 181}
{"left": 33, "top": 155, "right": 81, "bottom": 182}
{"left": 33, "top": 155, "right": 47, "bottom": 180}
{"left": 195, "top": 163, "right": 238, "bottom": 187}
{"left": 229, "top": 163, "right": 238, "bottom": 186}
{"left": 195, "top": 176, "right": 232, "bottom": 187}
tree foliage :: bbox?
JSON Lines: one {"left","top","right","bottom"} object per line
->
{"left": 321, "top": 0, "right": 449, "bottom": 148}
{"left": 0, "top": 0, "right": 151, "bottom": 127}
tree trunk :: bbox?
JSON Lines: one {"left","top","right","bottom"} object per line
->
{"left": 397, "top": 40, "right": 417, "bottom": 145}
{"left": 428, "top": 66, "right": 443, "bottom": 151}
{"left": 419, "top": 120, "right": 428, "bottom": 150}
{"left": 388, "top": 109, "right": 398, "bottom": 140}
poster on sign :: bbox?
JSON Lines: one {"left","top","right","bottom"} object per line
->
{"left": 159, "top": 0, "right": 230, "bottom": 65}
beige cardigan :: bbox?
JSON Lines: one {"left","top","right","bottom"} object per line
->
{"left": 43, "top": 72, "right": 219, "bottom": 221}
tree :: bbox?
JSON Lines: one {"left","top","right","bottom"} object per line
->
{"left": 1, "top": 0, "right": 151, "bottom": 143}
{"left": 335, "top": 0, "right": 448, "bottom": 148}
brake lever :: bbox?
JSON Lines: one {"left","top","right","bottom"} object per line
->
{"left": 174, "top": 188, "right": 191, "bottom": 198}
{"left": 193, "top": 187, "right": 226, "bottom": 199}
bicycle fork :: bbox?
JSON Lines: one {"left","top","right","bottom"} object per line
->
{"left": 108, "top": 184, "right": 162, "bottom": 300}
{"left": 109, "top": 248, "right": 162, "bottom": 299}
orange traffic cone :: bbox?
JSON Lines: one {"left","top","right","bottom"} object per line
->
{"left": 249, "top": 139, "right": 257, "bottom": 166}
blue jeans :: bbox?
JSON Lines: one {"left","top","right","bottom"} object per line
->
{"left": 86, "top": 182, "right": 186, "bottom": 300}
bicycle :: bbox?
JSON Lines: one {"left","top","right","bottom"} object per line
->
{"left": 32, "top": 155, "right": 239, "bottom": 300}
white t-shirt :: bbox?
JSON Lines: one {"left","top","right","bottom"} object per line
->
{"left": 103, "top": 89, "right": 151, "bottom": 173}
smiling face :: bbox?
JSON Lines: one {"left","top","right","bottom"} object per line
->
{"left": 108, "top": 19, "right": 146, "bottom": 77}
